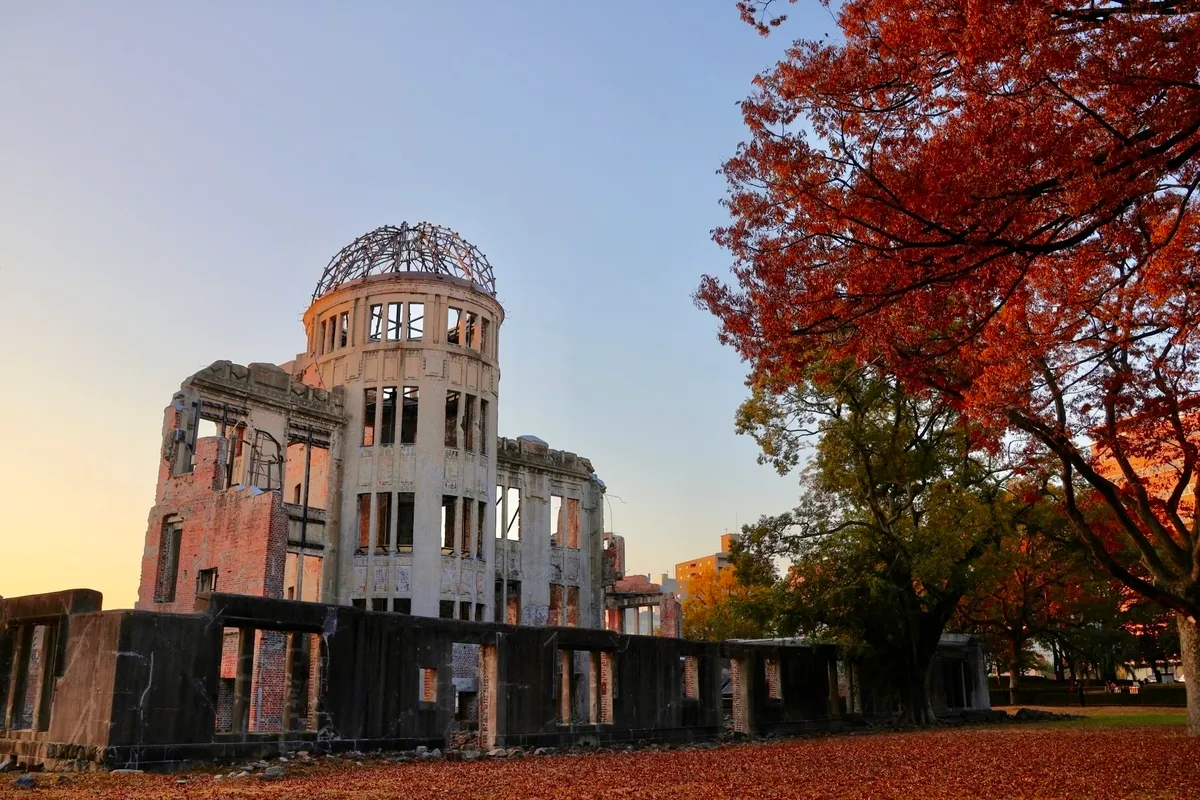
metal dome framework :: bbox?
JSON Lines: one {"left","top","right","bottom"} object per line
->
{"left": 312, "top": 223, "right": 497, "bottom": 302}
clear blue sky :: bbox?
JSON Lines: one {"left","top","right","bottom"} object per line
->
{"left": 0, "top": 1, "right": 837, "bottom": 606}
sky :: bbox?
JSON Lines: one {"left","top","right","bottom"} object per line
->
{"left": 0, "top": 1, "right": 839, "bottom": 608}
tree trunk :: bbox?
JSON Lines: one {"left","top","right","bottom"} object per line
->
{"left": 1177, "top": 614, "right": 1200, "bottom": 736}
{"left": 1007, "top": 636, "right": 1023, "bottom": 705}
{"left": 1151, "top": 662, "right": 1162, "bottom": 683}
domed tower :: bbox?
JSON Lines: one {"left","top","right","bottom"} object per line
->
{"left": 295, "top": 223, "right": 503, "bottom": 619}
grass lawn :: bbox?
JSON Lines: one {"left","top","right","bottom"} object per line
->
{"left": 9, "top": 717, "right": 1200, "bottom": 800}
{"left": 998, "top": 704, "right": 1189, "bottom": 728}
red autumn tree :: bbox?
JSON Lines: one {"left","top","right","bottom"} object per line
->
{"left": 700, "top": 1, "right": 1200, "bottom": 732}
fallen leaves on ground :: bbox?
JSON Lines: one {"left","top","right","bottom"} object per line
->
{"left": 9, "top": 726, "right": 1200, "bottom": 799}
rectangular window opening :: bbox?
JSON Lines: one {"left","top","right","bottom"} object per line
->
{"left": 371, "top": 597, "right": 388, "bottom": 612}
{"left": 400, "top": 386, "right": 419, "bottom": 444}
{"left": 362, "top": 388, "right": 377, "bottom": 446}
{"left": 480, "top": 399, "right": 489, "bottom": 456}
{"left": 505, "top": 486, "right": 520, "bottom": 540}
{"left": 407, "top": 302, "right": 424, "bottom": 341}
{"left": 318, "top": 320, "right": 327, "bottom": 355}
{"left": 476, "top": 500, "right": 485, "bottom": 559}
{"left": 397, "top": 492, "right": 415, "bottom": 551}
{"left": 461, "top": 497, "right": 473, "bottom": 557}
{"left": 442, "top": 495, "right": 458, "bottom": 552}
{"left": 463, "top": 394, "right": 475, "bottom": 452}
{"left": 327, "top": 316, "right": 337, "bottom": 353}
{"left": 566, "top": 498, "right": 580, "bottom": 549}
{"left": 459, "top": 601, "right": 472, "bottom": 621}
{"left": 444, "top": 390, "right": 460, "bottom": 448}
{"left": 495, "top": 485, "right": 505, "bottom": 540}
{"left": 465, "top": 312, "right": 477, "bottom": 349}
{"left": 357, "top": 493, "right": 371, "bottom": 552}
{"left": 447, "top": 306, "right": 462, "bottom": 345}
{"left": 393, "top": 598, "right": 411, "bottom": 614}
{"left": 566, "top": 586, "right": 579, "bottom": 627}
{"left": 506, "top": 580, "right": 521, "bottom": 625}
{"left": 421, "top": 667, "right": 438, "bottom": 702}
{"left": 439, "top": 601, "right": 455, "bottom": 620}
{"left": 550, "top": 494, "right": 563, "bottom": 547}
{"left": 368, "top": 304, "right": 383, "bottom": 342}
{"left": 377, "top": 491, "right": 392, "bottom": 552}
{"left": 351, "top": 598, "right": 366, "bottom": 609}
{"left": 475, "top": 603, "right": 485, "bottom": 622}
{"left": 197, "top": 568, "right": 218, "bottom": 595}
{"left": 481, "top": 318, "right": 490, "bottom": 356}
{"left": 154, "top": 518, "right": 183, "bottom": 603}
{"left": 387, "top": 302, "right": 402, "bottom": 341}
{"left": 380, "top": 387, "right": 397, "bottom": 446}
{"left": 339, "top": 312, "right": 349, "bottom": 348}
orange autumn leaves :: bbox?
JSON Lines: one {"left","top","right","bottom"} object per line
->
{"left": 13, "top": 726, "right": 1200, "bottom": 799}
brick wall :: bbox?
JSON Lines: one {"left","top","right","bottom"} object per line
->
{"left": 136, "top": 434, "right": 288, "bottom": 612}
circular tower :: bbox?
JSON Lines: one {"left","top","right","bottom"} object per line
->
{"left": 298, "top": 223, "right": 503, "bottom": 619}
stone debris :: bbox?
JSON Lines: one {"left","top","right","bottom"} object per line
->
{"left": 260, "top": 765, "right": 287, "bottom": 780}
{"left": 13, "top": 774, "right": 37, "bottom": 790}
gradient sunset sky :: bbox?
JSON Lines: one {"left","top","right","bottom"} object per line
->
{"left": 0, "top": 1, "right": 837, "bottom": 607}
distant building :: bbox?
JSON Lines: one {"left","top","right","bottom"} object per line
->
{"left": 674, "top": 532, "right": 739, "bottom": 597}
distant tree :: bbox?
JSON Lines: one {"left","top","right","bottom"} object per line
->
{"left": 702, "top": 0, "right": 1200, "bottom": 734}
{"left": 680, "top": 563, "right": 774, "bottom": 641}
{"left": 731, "top": 358, "right": 1016, "bottom": 724}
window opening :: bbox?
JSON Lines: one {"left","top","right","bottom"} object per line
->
{"left": 566, "top": 498, "right": 580, "bottom": 549}
{"left": 567, "top": 586, "right": 579, "bottom": 626}
{"left": 461, "top": 497, "right": 473, "bottom": 557}
{"left": 550, "top": 494, "right": 563, "bottom": 547}
{"left": 407, "top": 302, "right": 424, "bottom": 340}
{"left": 387, "top": 302, "right": 402, "bottom": 341}
{"left": 327, "top": 316, "right": 337, "bottom": 353}
{"left": 368, "top": 304, "right": 383, "bottom": 342}
{"left": 318, "top": 320, "right": 327, "bottom": 355}
{"left": 393, "top": 598, "right": 411, "bottom": 614}
{"left": 371, "top": 597, "right": 388, "bottom": 612}
{"left": 481, "top": 318, "right": 490, "bottom": 355}
{"left": 442, "top": 496, "right": 457, "bottom": 552}
{"left": 197, "top": 568, "right": 218, "bottom": 595}
{"left": 397, "top": 492, "right": 415, "bottom": 550}
{"left": 480, "top": 399, "right": 489, "bottom": 456}
{"left": 400, "top": 386, "right": 419, "bottom": 444}
{"left": 362, "top": 388, "right": 377, "bottom": 446}
{"left": 155, "top": 518, "right": 183, "bottom": 603}
{"left": 357, "top": 493, "right": 371, "bottom": 552}
{"left": 549, "top": 584, "right": 563, "bottom": 626}
{"left": 421, "top": 667, "right": 438, "bottom": 702}
{"left": 459, "top": 601, "right": 471, "bottom": 621}
{"left": 444, "top": 390, "right": 460, "bottom": 447}
{"left": 446, "top": 306, "right": 462, "bottom": 345}
{"left": 351, "top": 598, "right": 366, "bottom": 609}
{"left": 505, "top": 486, "right": 520, "bottom": 540}
{"left": 464, "top": 312, "right": 476, "bottom": 349}
{"left": 339, "top": 312, "right": 349, "bottom": 348}
{"left": 380, "top": 386, "right": 397, "bottom": 445}
{"left": 377, "top": 491, "right": 392, "bottom": 551}
{"left": 506, "top": 580, "right": 522, "bottom": 625}
{"left": 249, "top": 430, "right": 282, "bottom": 491}
{"left": 463, "top": 394, "right": 475, "bottom": 452}
{"left": 476, "top": 500, "right": 485, "bottom": 559}
{"left": 476, "top": 603, "right": 485, "bottom": 621}
{"left": 439, "top": 601, "right": 455, "bottom": 620}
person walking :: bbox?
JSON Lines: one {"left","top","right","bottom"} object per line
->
{"left": 1075, "top": 679, "right": 1086, "bottom": 707}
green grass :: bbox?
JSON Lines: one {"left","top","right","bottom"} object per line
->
{"left": 1064, "top": 711, "right": 1187, "bottom": 727}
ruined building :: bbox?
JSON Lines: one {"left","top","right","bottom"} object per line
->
{"left": 137, "top": 223, "right": 613, "bottom": 626}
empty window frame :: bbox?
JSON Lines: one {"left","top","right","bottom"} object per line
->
{"left": 396, "top": 492, "right": 415, "bottom": 550}
{"left": 765, "top": 658, "right": 782, "bottom": 700}
{"left": 566, "top": 498, "right": 580, "bottom": 549}
{"left": 197, "top": 568, "right": 218, "bottom": 595}
{"left": 362, "top": 388, "right": 377, "bottom": 446}
{"left": 463, "top": 394, "right": 475, "bottom": 452}
{"left": 495, "top": 486, "right": 505, "bottom": 540}
{"left": 461, "top": 498, "right": 473, "bottom": 557}
{"left": 380, "top": 387, "right": 397, "bottom": 446}
{"left": 475, "top": 603, "right": 486, "bottom": 622}
{"left": 351, "top": 598, "right": 366, "bottom": 609}
{"left": 421, "top": 667, "right": 438, "bottom": 702}
{"left": 505, "top": 486, "right": 520, "bottom": 540}
{"left": 400, "top": 386, "right": 419, "bottom": 444}
{"left": 444, "top": 391, "right": 460, "bottom": 448}
{"left": 393, "top": 598, "right": 411, "bottom": 614}
{"left": 480, "top": 399, "right": 489, "bottom": 456}
{"left": 441, "top": 496, "right": 458, "bottom": 552}
{"left": 318, "top": 320, "right": 327, "bottom": 354}
{"left": 506, "top": 580, "right": 522, "bottom": 625}
{"left": 407, "top": 302, "right": 424, "bottom": 341}
{"left": 387, "top": 302, "right": 402, "bottom": 341}
{"left": 566, "top": 586, "right": 579, "bottom": 627}
{"left": 476, "top": 501, "right": 485, "bottom": 559}
{"left": 371, "top": 597, "right": 388, "bottom": 612}
{"left": 439, "top": 601, "right": 455, "bottom": 619}
{"left": 339, "top": 312, "right": 349, "bottom": 348}
{"left": 368, "top": 304, "right": 384, "bottom": 342}
{"left": 481, "top": 318, "right": 490, "bottom": 355}
{"left": 377, "top": 491, "right": 392, "bottom": 551}
{"left": 464, "top": 312, "right": 477, "bottom": 349}
{"left": 550, "top": 494, "right": 563, "bottom": 547}
{"left": 154, "top": 518, "right": 183, "bottom": 603}
{"left": 459, "top": 601, "right": 472, "bottom": 621}
{"left": 327, "top": 316, "right": 337, "bottom": 353}
{"left": 446, "top": 306, "right": 462, "bottom": 345}
{"left": 357, "top": 493, "right": 371, "bottom": 552}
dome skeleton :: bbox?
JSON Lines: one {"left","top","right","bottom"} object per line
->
{"left": 312, "top": 222, "right": 497, "bottom": 302}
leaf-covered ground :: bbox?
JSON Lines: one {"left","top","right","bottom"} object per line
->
{"left": 9, "top": 723, "right": 1200, "bottom": 799}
